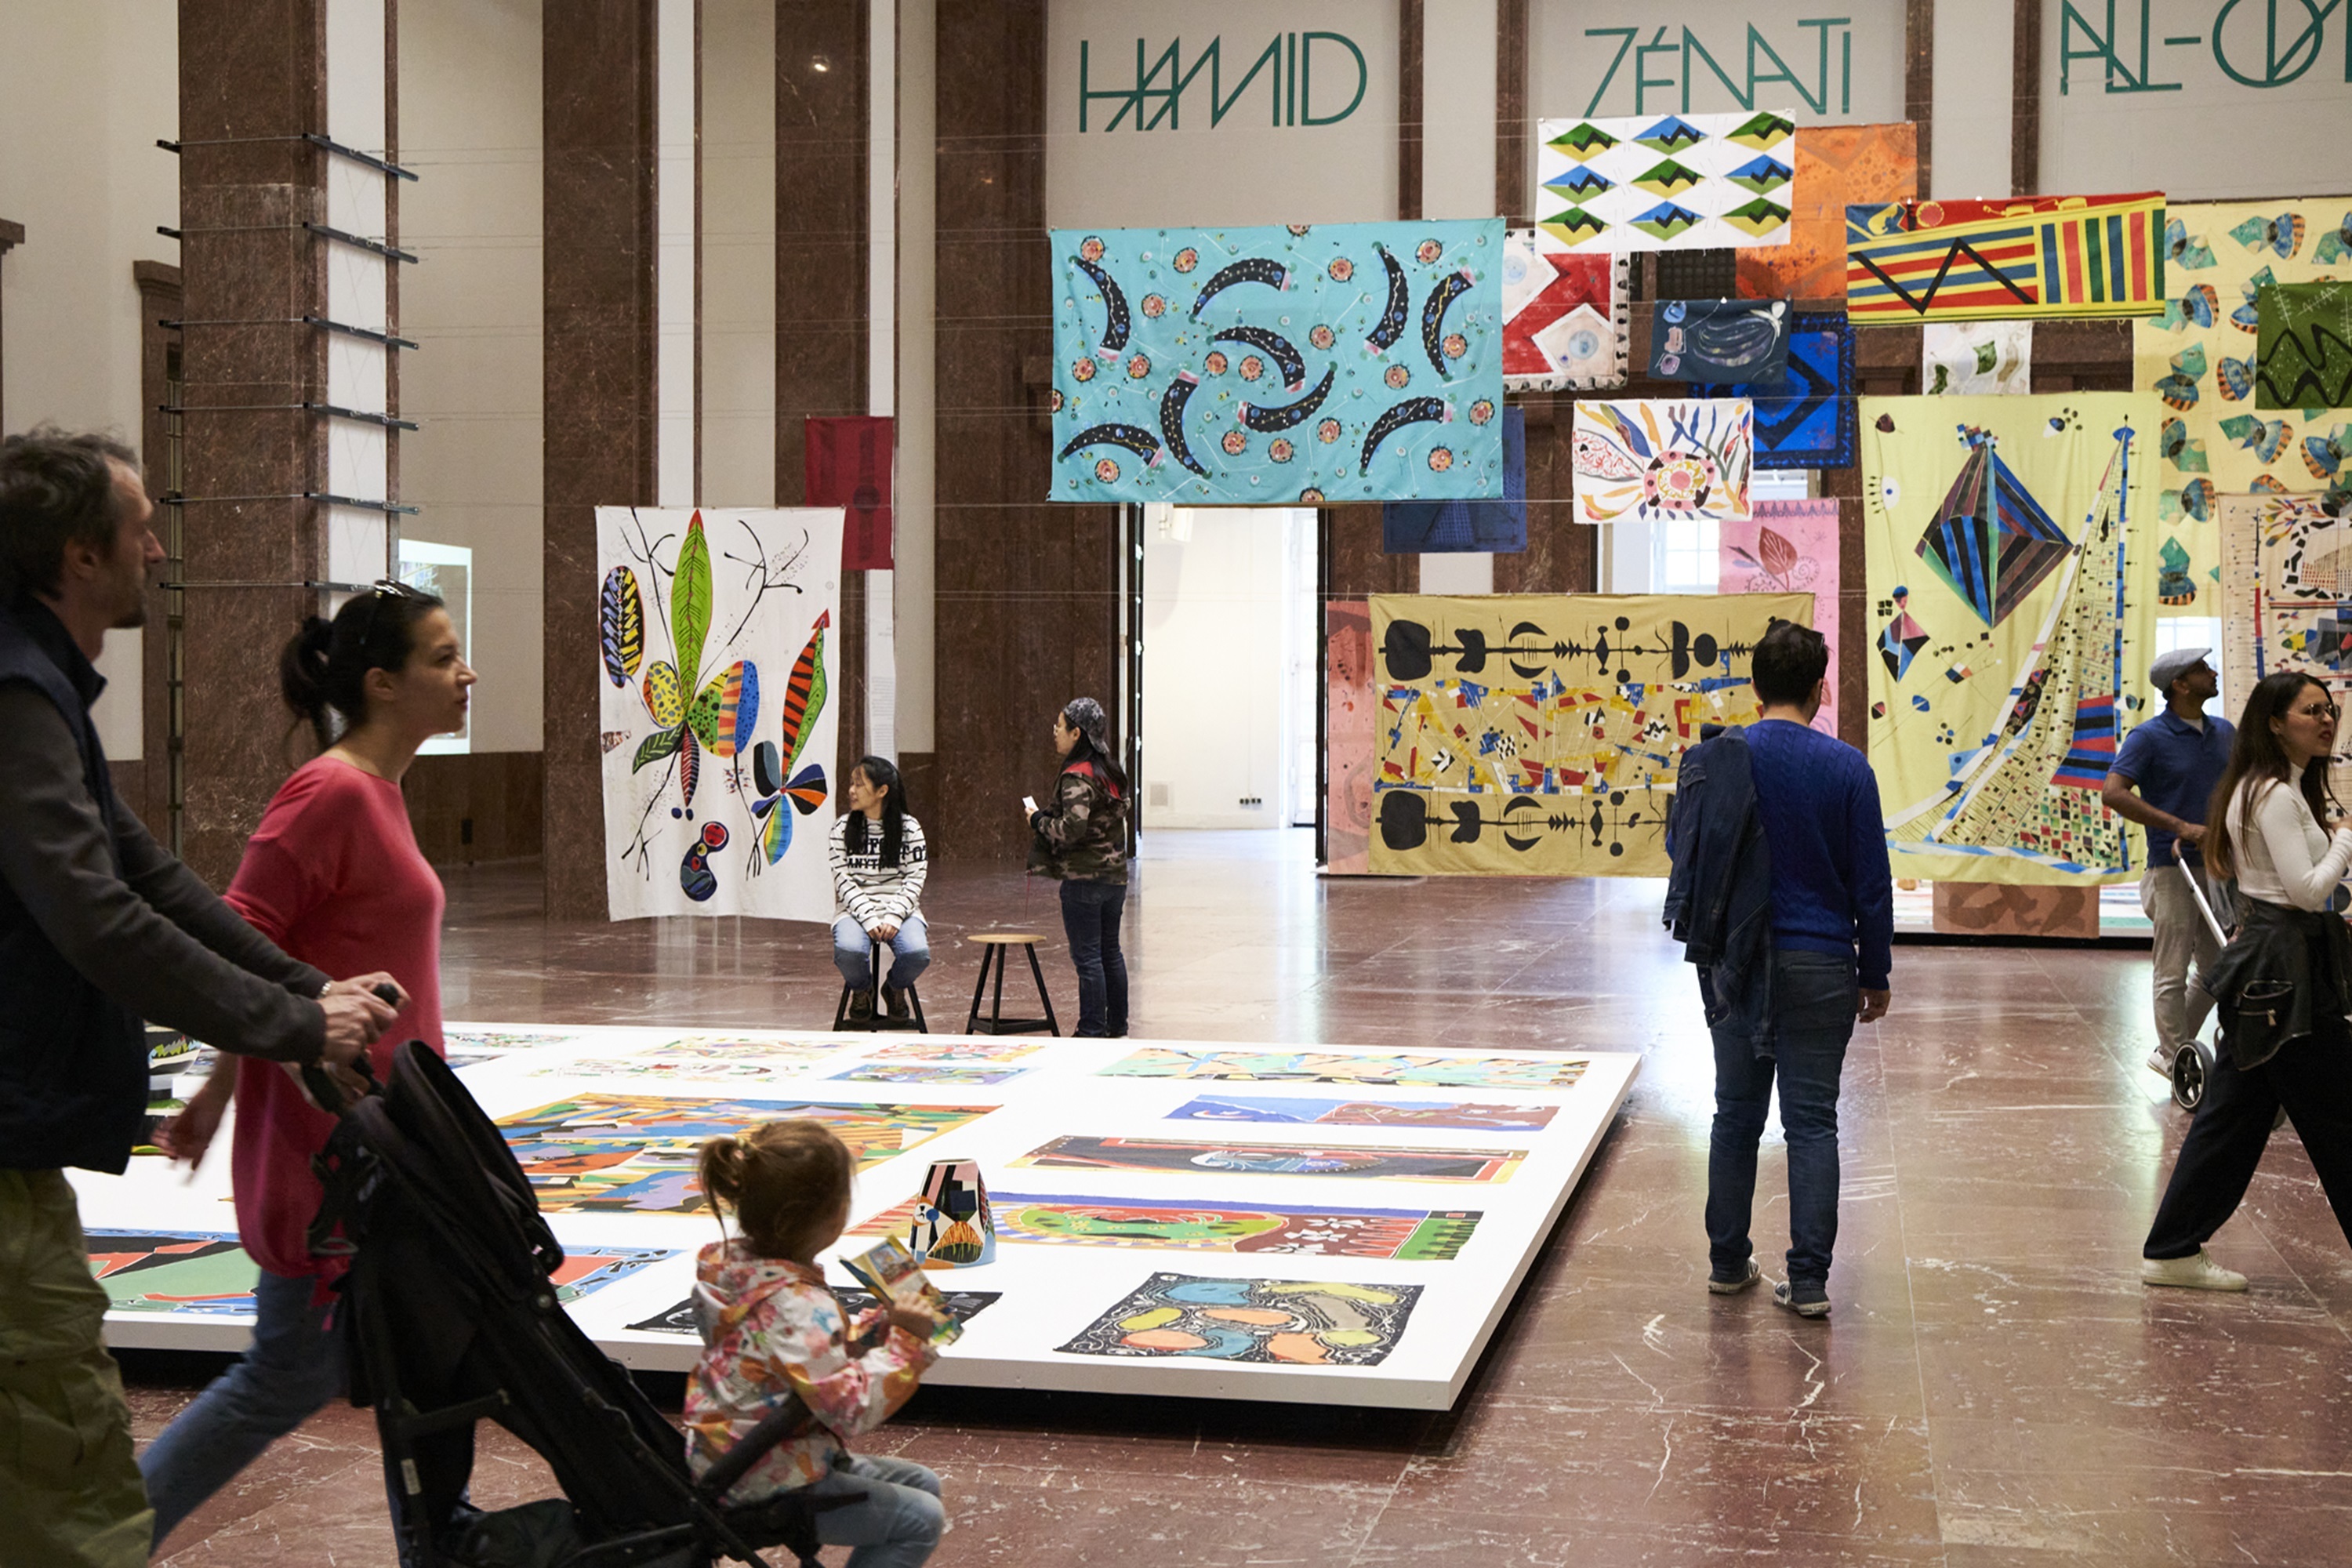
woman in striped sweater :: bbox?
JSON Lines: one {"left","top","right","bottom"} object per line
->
{"left": 829, "top": 755, "right": 929, "bottom": 1021}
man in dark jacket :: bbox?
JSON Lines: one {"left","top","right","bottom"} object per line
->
{"left": 1668, "top": 620, "right": 1892, "bottom": 1320}
{"left": 0, "top": 430, "right": 398, "bottom": 1566}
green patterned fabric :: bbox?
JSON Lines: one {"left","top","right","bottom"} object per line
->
{"left": 2256, "top": 281, "right": 2352, "bottom": 411}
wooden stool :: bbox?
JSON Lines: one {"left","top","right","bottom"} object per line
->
{"left": 831, "top": 940, "right": 928, "bottom": 1033}
{"left": 966, "top": 933, "right": 1059, "bottom": 1036}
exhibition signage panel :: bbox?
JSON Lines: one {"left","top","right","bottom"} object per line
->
{"left": 1366, "top": 591, "right": 1811, "bottom": 878}
{"left": 74, "top": 1027, "right": 1639, "bottom": 1411}
{"left": 1862, "top": 394, "right": 2163, "bottom": 886}
{"left": 596, "top": 506, "right": 844, "bottom": 922}
{"left": 1049, "top": 220, "right": 1506, "bottom": 506}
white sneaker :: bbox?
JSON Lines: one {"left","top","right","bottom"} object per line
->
{"left": 2145, "top": 1046, "right": 2175, "bottom": 1077}
{"left": 2140, "top": 1250, "right": 2248, "bottom": 1292}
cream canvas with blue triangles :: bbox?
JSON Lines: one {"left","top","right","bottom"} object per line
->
{"left": 1534, "top": 111, "right": 1795, "bottom": 256}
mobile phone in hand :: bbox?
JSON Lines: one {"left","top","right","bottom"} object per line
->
{"left": 1022, "top": 795, "right": 1038, "bottom": 814}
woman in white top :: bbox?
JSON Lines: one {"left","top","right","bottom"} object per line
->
{"left": 829, "top": 754, "right": 929, "bottom": 1021}
{"left": 2141, "top": 671, "right": 2352, "bottom": 1291}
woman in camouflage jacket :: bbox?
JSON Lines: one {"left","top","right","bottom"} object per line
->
{"left": 1027, "top": 697, "right": 1133, "bottom": 1036}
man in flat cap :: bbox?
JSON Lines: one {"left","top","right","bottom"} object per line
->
{"left": 2103, "top": 649, "right": 2234, "bottom": 1082}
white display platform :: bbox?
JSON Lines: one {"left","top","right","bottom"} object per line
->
{"left": 69, "top": 1026, "right": 1637, "bottom": 1411}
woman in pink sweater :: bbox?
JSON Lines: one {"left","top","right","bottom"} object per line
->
{"left": 142, "top": 581, "right": 474, "bottom": 1556}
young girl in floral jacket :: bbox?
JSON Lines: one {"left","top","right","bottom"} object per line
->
{"left": 685, "top": 1121, "right": 947, "bottom": 1566}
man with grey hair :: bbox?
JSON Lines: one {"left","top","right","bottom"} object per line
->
{"left": 2103, "top": 648, "right": 2234, "bottom": 1083}
{"left": 0, "top": 427, "right": 397, "bottom": 1565}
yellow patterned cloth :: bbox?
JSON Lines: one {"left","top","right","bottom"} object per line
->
{"left": 2135, "top": 200, "right": 2352, "bottom": 622}
{"left": 1367, "top": 592, "right": 1810, "bottom": 877}
{"left": 1863, "top": 394, "right": 2162, "bottom": 885}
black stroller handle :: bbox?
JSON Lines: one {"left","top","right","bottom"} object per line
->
{"left": 300, "top": 982, "right": 401, "bottom": 1116}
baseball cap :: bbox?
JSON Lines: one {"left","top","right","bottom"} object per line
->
{"left": 2149, "top": 647, "right": 2212, "bottom": 693}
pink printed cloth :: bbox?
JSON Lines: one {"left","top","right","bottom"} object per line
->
{"left": 683, "top": 1240, "right": 937, "bottom": 1501}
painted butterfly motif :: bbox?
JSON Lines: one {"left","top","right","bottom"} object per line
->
{"left": 2230, "top": 267, "right": 2275, "bottom": 334}
{"left": 2163, "top": 478, "right": 2216, "bottom": 523}
{"left": 2155, "top": 343, "right": 2207, "bottom": 410}
{"left": 2304, "top": 424, "right": 2350, "bottom": 484}
{"left": 2165, "top": 217, "right": 2216, "bottom": 270}
{"left": 2220, "top": 413, "right": 2292, "bottom": 463}
{"left": 2216, "top": 354, "right": 2256, "bottom": 403}
{"left": 2229, "top": 212, "right": 2304, "bottom": 258}
{"left": 2160, "top": 417, "right": 2209, "bottom": 473}
{"left": 2317, "top": 213, "right": 2352, "bottom": 267}
{"left": 2158, "top": 283, "right": 2219, "bottom": 333}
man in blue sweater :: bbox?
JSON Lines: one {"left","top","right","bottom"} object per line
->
{"left": 1700, "top": 621, "right": 1893, "bottom": 1319}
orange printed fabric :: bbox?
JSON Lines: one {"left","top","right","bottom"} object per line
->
{"left": 1846, "top": 192, "right": 2167, "bottom": 322}
{"left": 1735, "top": 122, "right": 1917, "bottom": 302}
{"left": 682, "top": 1240, "right": 936, "bottom": 1501}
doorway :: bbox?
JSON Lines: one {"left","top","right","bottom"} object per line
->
{"left": 1134, "top": 505, "right": 1319, "bottom": 832}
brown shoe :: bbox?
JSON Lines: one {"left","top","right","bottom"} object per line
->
{"left": 846, "top": 989, "right": 875, "bottom": 1023}
{"left": 882, "top": 986, "right": 912, "bottom": 1020}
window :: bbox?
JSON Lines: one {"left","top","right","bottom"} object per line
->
{"left": 398, "top": 540, "right": 473, "bottom": 755}
{"left": 1653, "top": 517, "right": 1719, "bottom": 593}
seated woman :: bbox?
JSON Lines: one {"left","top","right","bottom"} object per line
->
{"left": 829, "top": 755, "right": 929, "bottom": 1020}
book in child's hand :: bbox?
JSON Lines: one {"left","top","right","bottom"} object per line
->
{"left": 840, "top": 1236, "right": 965, "bottom": 1345}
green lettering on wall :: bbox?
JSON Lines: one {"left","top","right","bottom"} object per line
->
{"left": 1075, "top": 32, "right": 1367, "bottom": 130}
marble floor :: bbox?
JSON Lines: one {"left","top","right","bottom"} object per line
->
{"left": 128, "top": 831, "right": 2352, "bottom": 1565}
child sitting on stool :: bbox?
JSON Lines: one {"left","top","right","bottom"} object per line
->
{"left": 829, "top": 756, "right": 929, "bottom": 1021}
{"left": 687, "top": 1120, "right": 947, "bottom": 1566}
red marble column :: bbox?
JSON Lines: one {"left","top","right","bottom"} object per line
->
{"left": 932, "top": 0, "right": 1120, "bottom": 862}
{"left": 176, "top": 0, "right": 330, "bottom": 885}
{"left": 543, "top": 2, "right": 659, "bottom": 920}
{"left": 775, "top": 0, "right": 870, "bottom": 777}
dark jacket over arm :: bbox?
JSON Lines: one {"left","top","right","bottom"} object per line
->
{"left": 0, "top": 688, "right": 328, "bottom": 1060}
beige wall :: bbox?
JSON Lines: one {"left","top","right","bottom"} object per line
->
{"left": 0, "top": 1, "right": 180, "bottom": 760}
{"left": 398, "top": 0, "right": 546, "bottom": 753}
{"left": 703, "top": 0, "right": 778, "bottom": 510}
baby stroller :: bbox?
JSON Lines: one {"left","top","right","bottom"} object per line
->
{"left": 305, "top": 1041, "right": 858, "bottom": 1567}
{"left": 2165, "top": 857, "right": 2234, "bottom": 1112}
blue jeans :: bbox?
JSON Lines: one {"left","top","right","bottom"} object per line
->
{"left": 1705, "top": 950, "right": 1858, "bottom": 1294}
{"left": 1058, "top": 880, "right": 1128, "bottom": 1037}
{"left": 808, "top": 1454, "right": 946, "bottom": 1568}
{"left": 833, "top": 913, "right": 931, "bottom": 989}
{"left": 139, "top": 1269, "right": 446, "bottom": 1562}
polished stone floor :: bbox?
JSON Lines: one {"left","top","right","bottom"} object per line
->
{"left": 129, "top": 831, "right": 2352, "bottom": 1564}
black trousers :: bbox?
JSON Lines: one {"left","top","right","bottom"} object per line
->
{"left": 2144, "top": 1018, "right": 2352, "bottom": 1259}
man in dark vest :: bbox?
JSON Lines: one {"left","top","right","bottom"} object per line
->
{"left": 0, "top": 429, "right": 400, "bottom": 1566}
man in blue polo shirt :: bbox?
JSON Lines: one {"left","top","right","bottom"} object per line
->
{"left": 2102, "top": 648, "right": 2234, "bottom": 1080}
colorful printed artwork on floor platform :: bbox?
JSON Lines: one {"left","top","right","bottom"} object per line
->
{"left": 642, "top": 1036, "right": 851, "bottom": 1062}
{"left": 1367, "top": 592, "right": 1810, "bottom": 876}
{"left": 495, "top": 1095, "right": 993, "bottom": 1212}
{"left": 1570, "top": 399, "right": 1754, "bottom": 522}
{"left": 1104, "top": 1047, "right": 1589, "bottom": 1090}
{"left": 442, "top": 1029, "right": 594, "bottom": 1066}
{"left": 1501, "top": 234, "right": 1628, "bottom": 390}
{"left": 2138, "top": 203, "right": 2352, "bottom": 620}
{"left": 87, "top": 1230, "right": 673, "bottom": 1315}
{"left": 1049, "top": 221, "right": 1505, "bottom": 506}
{"left": 826, "top": 1065, "right": 1027, "bottom": 1087}
{"left": 1719, "top": 500, "right": 1843, "bottom": 737}
{"left": 1534, "top": 111, "right": 1796, "bottom": 255}
{"left": 871, "top": 1041, "right": 1041, "bottom": 1065}
{"left": 1846, "top": 193, "right": 2166, "bottom": 323}
{"left": 597, "top": 506, "right": 844, "bottom": 921}
{"left": 532, "top": 1058, "right": 810, "bottom": 1083}
{"left": 1925, "top": 321, "right": 2033, "bottom": 397}
{"left": 1696, "top": 313, "right": 1853, "bottom": 470}
{"left": 625, "top": 1290, "right": 1004, "bottom": 1338}
{"left": 1648, "top": 299, "right": 1791, "bottom": 385}
{"left": 2257, "top": 282, "right": 2352, "bottom": 412}
{"left": 1735, "top": 123, "right": 1917, "bottom": 301}
{"left": 1382, "top": 406, "right": 1526, "bottom": 553}
{"left": 1168, "top": 1094, "right": 1560, "bottom": 1133}
{"left": 1013, "top": 1135, "right": 1525, "bottom": 1185}
{"left": 1325, "top": 599, "right": 1377, "bottom": 875}
{"left": 1057, "top": 1273, "right": 1423, "bottom": 1367}
{"left": 1864, "top": 394, "right": 2161, "bottom": 884}
{"left": 854, "top": 1192, "right": 1481, "bottom": 1260}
